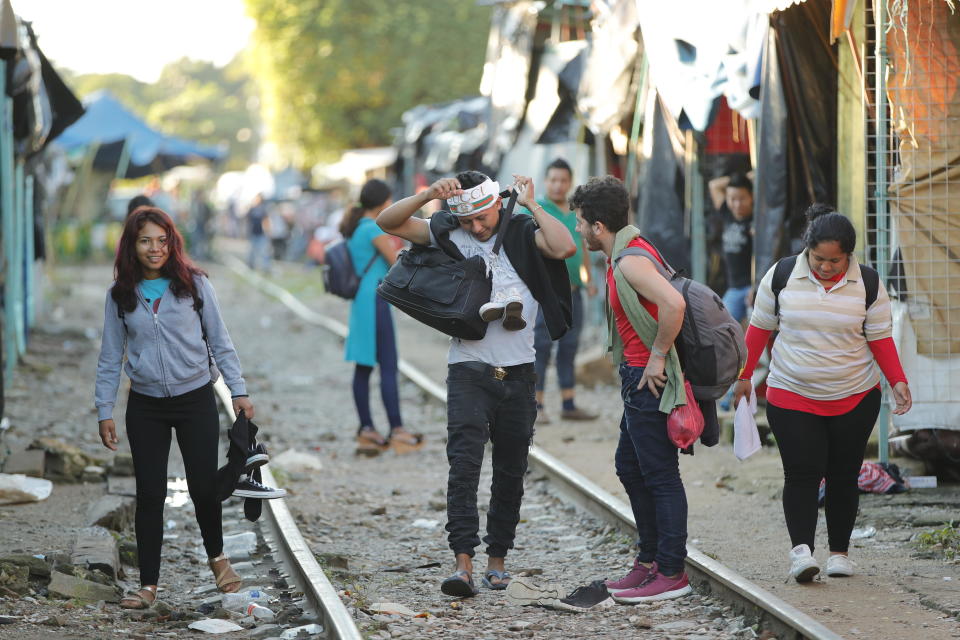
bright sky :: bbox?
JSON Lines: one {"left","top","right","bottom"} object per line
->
{"left": 17, "top": 0, "right": 255, "bottom": 83}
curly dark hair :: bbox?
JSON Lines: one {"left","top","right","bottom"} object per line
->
{"left": 568, "top": 175, "right": 629, "bottom": 233}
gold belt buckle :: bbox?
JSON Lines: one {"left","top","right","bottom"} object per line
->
{"left": 493, "top": 366, "right": 508, "bottom": 381}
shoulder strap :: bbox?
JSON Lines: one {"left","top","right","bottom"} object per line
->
{"left": 492, "top": 188, "right": 519, "bottom": 256}
{"left": 772, "top": 255, "right": 798, "bottom": 317}
{"left": 615, "top": 246, "right": 675, "bottom": 280}
{"left": 859, "top": 264, "right": 880, "bottom": 310}
{"left": 359, "top": 252, "right": 379, "bottom": 276}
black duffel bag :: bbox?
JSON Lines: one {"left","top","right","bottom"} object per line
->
{"left": 377, "top": 190, "right": 517, "bottom": 340}
{"left": 378, "top": 246, "right": 492, "bottom": 340}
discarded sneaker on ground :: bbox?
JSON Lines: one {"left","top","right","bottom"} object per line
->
{"left": 506, "top": 578, "right": 613, "bottom": 612}
{"left": 551, "top": 580, "right": 614, "bottom": 612}
{"left": 505, "top": 576, "right": 564, "bottom": 607}
{"left": 232, "top": 474, "right": 286, "bottom": 499}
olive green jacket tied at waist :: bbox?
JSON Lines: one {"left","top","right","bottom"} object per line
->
{"left": 607, "top": 225, "right": 687, "bottom": 415}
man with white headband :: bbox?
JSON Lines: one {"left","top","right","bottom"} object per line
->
{"left": 378, "top": 170, "right": 576, "bottom": 597}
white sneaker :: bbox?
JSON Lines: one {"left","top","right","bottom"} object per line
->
{"left": 501, "top": 288, "right": 525, "bottom": 331}
{"left": 788, "top": 544, "right": 820, "bottom": 583}
{"left": 480, "top": 290, "right": 508, "bottom": 321}
{"left": 825, "top": 554, "right": 855, "bottom": 577}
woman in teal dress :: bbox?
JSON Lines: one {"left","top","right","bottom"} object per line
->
{"left": 342, "top": 179, "right": 422, "bottom": 454}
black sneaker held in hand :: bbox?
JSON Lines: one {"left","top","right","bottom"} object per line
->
{"left": 232, "top": 474, "right": 287, "bottom": 499}
{"left": 245, "top": 443, "right": 269, "bottom": 471}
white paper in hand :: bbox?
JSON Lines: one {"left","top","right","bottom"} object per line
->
{"left": 733, "top": 391, "right": 761, "bottom": 461}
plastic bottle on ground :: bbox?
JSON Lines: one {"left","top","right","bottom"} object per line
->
{"left": 221, "top": 589, "right": 269, "bottom": 612}
{"left": 244, "top": 603, "right": 275, "bottom": 622}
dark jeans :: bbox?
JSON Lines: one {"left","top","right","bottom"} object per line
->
{"left": 353, "top": 295, "right": 402, "bottom": 431}
{"left": 767, "top": 388, "right": 881, "bottom": 553}
{"left": 615, "top": 363, "right": 688, "bottom": 576}
{"left": 534, "top": 287, "right": 584, "bottom": 392}
{"left": 126, "top": 382, "right": 223, "bottom": 586}
{"left": 445, "top": 361, "right": 537, "bottom": 558}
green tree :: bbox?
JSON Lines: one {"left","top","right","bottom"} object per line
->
{"left": 246, "top": 0, "right": 491, "bottom": 163}
{"left": 64, "top": 56, "right": 261, "bottom": 171}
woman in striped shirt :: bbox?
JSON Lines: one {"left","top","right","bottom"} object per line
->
{"left": 733, "top": 204, "right": 912, "bottom": 583}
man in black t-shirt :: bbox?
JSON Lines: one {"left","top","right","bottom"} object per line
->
{"left": 708, "top": 173, "right": 753, "bottom": 323}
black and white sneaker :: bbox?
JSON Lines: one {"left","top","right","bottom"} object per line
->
{"left": 554, "top": 580, "right": 614, "bottom": 611}
{"left": 232, "top": 474, "right": 287, "bottom": 499}
{"left": 245, "top": 443, "right": 269, "bottom": 471}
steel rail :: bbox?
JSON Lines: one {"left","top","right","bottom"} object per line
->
{"left": 225, "top": 255, "right": 844, "bottom": 640}
{"left": 212, "top": 379, "right": 363, "bottom": 640}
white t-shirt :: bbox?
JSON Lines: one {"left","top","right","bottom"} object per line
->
{"left": 431, "top": 227, "right": 538, "bottom": 366}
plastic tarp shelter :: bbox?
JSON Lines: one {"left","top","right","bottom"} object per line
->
{"left": 56, "top": 91, "right": 224, "bottom": 178}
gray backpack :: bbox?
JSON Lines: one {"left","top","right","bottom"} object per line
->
{"left": 616, "top": 243, "right": 746, "bottom": 400}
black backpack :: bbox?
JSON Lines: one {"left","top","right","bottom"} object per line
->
{"left": 770, "top": 254, "right": 879, "bottom": 316}
{"left": 616, "top": 241, "right": 746, "bottom": 400}
{"left": 377, "top": 191, "right": 518, "bottom": 340}
{"left": 322, "top": 240, "right": 378, "bottom": 300}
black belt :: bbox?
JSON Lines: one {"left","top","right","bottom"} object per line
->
{"left": 453, "top": 361, "right": 536, "bottom": 382}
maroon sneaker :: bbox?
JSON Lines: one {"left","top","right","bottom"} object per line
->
{"left": 604, "top": 559, "right": 656, "bottom": 591}
{"left": 610, "top": 571, "right": 692, "bottom": 603}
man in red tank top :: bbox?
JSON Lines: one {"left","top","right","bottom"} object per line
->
{"left": 569, "top": 176, "right": 693, "bottom": 603}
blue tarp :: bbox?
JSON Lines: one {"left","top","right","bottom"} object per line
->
{"left": 56, "top": 91, "right": 223, "bottom": 177}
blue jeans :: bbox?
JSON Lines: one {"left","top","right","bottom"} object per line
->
{"left": 722, "top": 285, "right": 751, "bottom": 323}
{"left": 445, "top": 362, "right": 537, "bottom": 558}
{"left": 615, "top": 363, "right": 688, "bottom": 575}
{"left": 534, "top": 288, "right": 584, "bottom": 392}
{"left": 352, "top": 296, "right": 402, "bottom": 430}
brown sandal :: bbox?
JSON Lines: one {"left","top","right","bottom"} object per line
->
{"left": 356, "top": 427, "right": 390, "bottom": 456}
{"left": 120, "top": 585, "right": 157, "bottom": 609}
{"left": 389, "top": 428, "right": 425, "bottom": 454}
{"left": 209, "top": 554, "right": 242, "bottom": 593}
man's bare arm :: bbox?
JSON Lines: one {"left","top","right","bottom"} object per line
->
{"left": 377, "top": 178, "right": 463, "bottom": 246}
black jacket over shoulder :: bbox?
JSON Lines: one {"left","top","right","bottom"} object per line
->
{"left": 428, "top": 210, "right": 572, "bottom": 340}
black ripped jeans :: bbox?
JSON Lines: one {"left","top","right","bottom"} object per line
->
{"left": 126, "top": 382, "right": 223, "bottom": 586}
{"left": 445, "top": 362, "right": 537, "bottom": 559}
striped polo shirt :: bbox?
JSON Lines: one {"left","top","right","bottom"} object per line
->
{"left": 750, "top": 250, "right": 893, "bottom": 401}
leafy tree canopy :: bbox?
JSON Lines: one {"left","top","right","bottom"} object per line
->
{"left": 63, "top": 56, "right": 260, "bottom": 171}
{"left": 245, "top": 0, "right": 491, "bottom": 164}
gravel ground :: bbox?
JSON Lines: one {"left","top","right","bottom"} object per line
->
{"left": 251, "top": 256, "right": 960, "bottom": 640}
{"left": 1, "top": 256, "right": 958, "bottom": 640}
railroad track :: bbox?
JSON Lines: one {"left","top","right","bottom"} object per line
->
{"left": 211, "top": 379, "right": 363, "bottom": 640}
{"left": 224, "top": 255, "right": 845, "bottom": 640}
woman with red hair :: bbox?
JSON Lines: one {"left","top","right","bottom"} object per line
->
{"left": 95, "top": 207, "right": 265, "bottom": 608}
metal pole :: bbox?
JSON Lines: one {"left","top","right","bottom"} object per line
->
{"left": 0, "top": 61, "right": 16, "bottom": 379}
{"left": 24, "top": 175, "right": 33, "bottom": 329}
{"left": 625, "top": 55, "right": 648, "bottom": 195}
{"left": 874, "top": 0, "right": 890, "bottom": 464}
{"left": 13, "top": 160, "right": 23, "bottom": 356}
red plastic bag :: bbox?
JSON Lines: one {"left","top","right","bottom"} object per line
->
{"left": 667, "top": 380, "right": 705, "bottom": 449}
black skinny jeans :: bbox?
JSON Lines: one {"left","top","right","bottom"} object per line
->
{"left": 126, "top": 382, "right": 223, "bottom": 585}
{"left": 767, "top": 388, "right": 881, "bottom": 553}
{"left": 445, "top": 362, "right": 537, "bottom": 559}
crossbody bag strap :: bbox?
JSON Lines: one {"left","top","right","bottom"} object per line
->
{"left": 492, "top": 188, "right": 519, "bottom": 256}
{"left": 359, "top": 251, "right": 379, "bottom": 276}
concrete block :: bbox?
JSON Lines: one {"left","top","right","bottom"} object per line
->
{"left": 29, "top": 437, "right": 92, "bottom": 483}
{"left": 86, "top": 494, "right": 135, "bottom": 531}
{"left": 71, "top": 526, "right": 121, "bottom": 580}
{"left": 0, "top": 450, "right": 45, "bottom": 478}
{"left": 48, "top": 570, "right": 120, "bottom": 603}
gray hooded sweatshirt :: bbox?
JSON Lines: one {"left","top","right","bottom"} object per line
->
{"left": 95, "top": 275, "right": 247, "bottom": 421}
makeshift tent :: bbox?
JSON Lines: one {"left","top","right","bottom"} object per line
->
{"left": 56, "top": 91, "right": 224, "bottom": 178}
